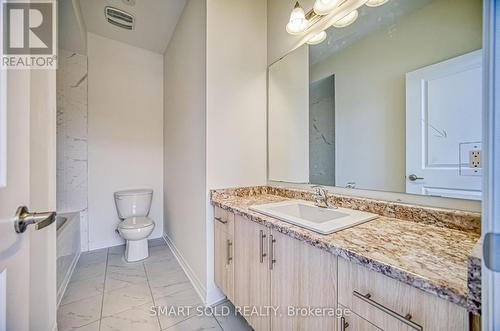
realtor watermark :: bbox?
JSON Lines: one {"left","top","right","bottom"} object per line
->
{"left": 149, "top": 304, "right": 351, "bottom": 319}
{"left": 1, "top": 0, "right": 57, "bottom": 69}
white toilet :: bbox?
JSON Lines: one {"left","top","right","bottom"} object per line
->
{"left": 114, "top": 189, "right": 155, "bottom": 262}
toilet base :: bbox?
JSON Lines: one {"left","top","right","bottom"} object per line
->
{"left": 125, "top": 239, "right": 149, "bottom": 262}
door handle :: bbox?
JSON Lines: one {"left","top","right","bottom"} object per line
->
{"left": 340, "top": 317, "right": 349, "bottom": 330}
{"left": 14, "top": 206, "right": 56, "bottom": 233}
{"left": 269, "top": 235, "right": 276, "bottom": 270}
{"left": 353, "top": 291, "right": 422, "bottom": 331}
{"left": 215, "top": 216, "right": 227, "bottom": 224}
{"left": 259, "top": 230, "right": 267, "bottom": 263}
{"left": 226, "top": 240, "right": 233, "bottom": 264}
{"left": 408, "top": 174, "right": 424, "bottom": 181}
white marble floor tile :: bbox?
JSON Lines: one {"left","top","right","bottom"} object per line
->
{"left": 57, "top": 243, "right": 231, "bottom": 331}
{"left": 72, "top": 320, "right": 100, "bottom": 331}
{"left": 149, "top": 238, "right": 167, "bottom": 247}
{"left": 100, "top": 302, "right": 161, "bottom": 331}
{"left": 77, "top": 249, "right": 108, "bottom": 267}
{"left": 106, "top": 255, "right": 131, "bottom": 268}
{"left": 104, "top": 263, "right": 148, "bottom": 292}
{"left": 155, "top": 288, "right": 204, "bottom": 330}
{"left": 57, "top": 294, "right": 103, "bottom": 331}
{"left": 144, "top": 258, "right": 182, "bottom": 279}
{"left": 165, "top": 315, "right": 222, "bottom": 331}
{"left": 61, "top": 276, "right": 105, "bottom": 305}
{"left": 107, "top": 244, "right": 126, "bottom": 255}
{"left": 102, "top": 281, "right": 153, "bottom": 317}
{"left": 71, "top": 261, "right": 106, "bottom": 282}
{"left": 147, "top": 267, "right": 193, "bottom": 301}
{"left": 213, "top": 301, "right": 252, "bottom": 331}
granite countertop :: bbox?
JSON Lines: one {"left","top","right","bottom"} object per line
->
{"left": 210, "top": 186, "right": 481, "bottom": 310}
{"left": 467, "top": 240, "right": 482, "bottom": 314}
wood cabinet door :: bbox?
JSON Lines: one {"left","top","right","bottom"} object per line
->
{"left": 214, "top": 218, "right": 234, "bottom": 300}
{"left": 234, "top": 215, "right": 271, "bottom": 331}
{"left": 270, "top": 230, "right": 337, "bottom": 331}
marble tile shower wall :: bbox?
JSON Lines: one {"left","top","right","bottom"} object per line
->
{"left": 57, "top": 49, "right": 89, "bottom": 251}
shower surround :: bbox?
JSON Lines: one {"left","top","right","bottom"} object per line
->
{"left": 56, "top": 49, "right": 89, "bottom": 251}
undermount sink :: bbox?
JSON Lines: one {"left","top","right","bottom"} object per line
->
{"left": 249, "top": 200, "right": 378, "bottom": 234}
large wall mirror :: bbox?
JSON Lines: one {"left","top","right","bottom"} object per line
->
{"left": 268, "top": 0, "right": 483, "bottom": 201}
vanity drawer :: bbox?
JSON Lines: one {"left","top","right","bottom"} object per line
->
{"left": 214, "top": 206, "right": 234, "bottom": 236}
{"left": 338, "top": 258, "right": 468, "bottom": 331}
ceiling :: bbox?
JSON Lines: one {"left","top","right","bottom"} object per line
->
{"left": 309, "top": 0, "right": 434, "bottom": 65}
{"left": 77, "top": 0, "right": 187, "bottom": 54}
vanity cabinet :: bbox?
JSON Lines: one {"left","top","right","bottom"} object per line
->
{"left": 214, "top": 207, "right": 469, "bottom": 331}
{"left": 231, "top": 213, "right": 337, "bottom": 331}
{"left": 338, "top": 258, "right": 468, "bottom": 331}
{"left": 233, "top": 214, "right": 271, "bottom": 331}
{"left": 214, "top": 207, "right": 235, "bottom": 301}
{"left": 270, "top": 230, "right": 337, "bottom": 330}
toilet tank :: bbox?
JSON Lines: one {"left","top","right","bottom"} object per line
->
{"left": 114, "top": 189, "right": 153, "bottom": 219}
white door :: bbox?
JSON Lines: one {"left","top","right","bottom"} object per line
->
{"left": 406, "top": 50, "right": 482, "bottom": 200}
{"left": 0, "top": 68, "right": 57, "bottom": 330}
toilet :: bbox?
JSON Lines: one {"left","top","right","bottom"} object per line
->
{"left": 114, "top": 189, "right": 155, "bottom": 262}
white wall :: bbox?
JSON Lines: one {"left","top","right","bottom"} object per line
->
{"left": 206, "top": 0, "right": 267, "bottom": 190}
{"left": 58, "top": 0, "right": 86, "bottom": 55}
{"left": 88, "top": 33, "right": 164, "bottom": 250}
{"left": 163, "top": 0, "right": 267, "bottom": 305}
{"left": 164, "top": 0, "right": 207, "bottom": 294}
{"left": 206, "top": 0, "right": 268, "bottom": 303}
{"left": 268, "top": 45, "right": 309, "bottom": 183}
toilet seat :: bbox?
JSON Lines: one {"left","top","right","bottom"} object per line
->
{"left": 119, "top": 216, "right": 154, "bottom": 229}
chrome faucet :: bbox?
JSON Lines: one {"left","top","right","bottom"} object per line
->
{"left": 312, "top": 186, "right": 336, "bottom": 209}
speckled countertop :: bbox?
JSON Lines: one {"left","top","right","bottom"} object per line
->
{"left": 467, "top": 240, "right": 482, "bottom": 315}
{"left": 210, "top": 186, "right": 481, "bottom": 310}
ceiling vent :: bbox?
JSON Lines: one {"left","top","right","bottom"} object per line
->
{"left": 105, "top": 6, "right": 135, "bottom": 30}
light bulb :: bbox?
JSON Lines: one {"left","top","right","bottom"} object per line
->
{"left": 286, "top": 2, "right": 308, "bottom": 35}
{"left": 307, "top": 31, "right": 327, "bottom": 45}
{"left": 332, "top": 10, "right": 358, "bottom": 28}
{"left": 313, "top": 0, "right": 340, "bottom": 16}
{"left": 366, "top": 0, "right": 389, "bottom": 7}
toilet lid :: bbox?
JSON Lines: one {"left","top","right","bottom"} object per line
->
{"left": 119, "top": 217, "right": 154, "bottom": 229}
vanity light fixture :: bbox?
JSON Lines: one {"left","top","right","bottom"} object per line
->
{"left": 332, "top": 9, "right": 358, "bottom": 28}
{"left": 307, "top": 31, "right": 327, "bottom": 45}
{"left": 313, "top": 0, "right": 341, "bottom": 16}
{"left": 365, "top": 0, "right": 389, "bottom": 7}
{"left": 286, "top": 1, "right": 309, "bottom": 35}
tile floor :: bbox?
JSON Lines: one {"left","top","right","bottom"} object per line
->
{"left": 58, "top": 238, "right": 252, "bottom": 331}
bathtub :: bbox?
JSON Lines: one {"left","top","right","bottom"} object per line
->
{"left": 56, "top": 212, "right": 81, "bottom": 307}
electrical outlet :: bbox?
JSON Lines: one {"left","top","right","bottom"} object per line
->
{"left": 469, "top": 149, "right": 481, "bottom": 168}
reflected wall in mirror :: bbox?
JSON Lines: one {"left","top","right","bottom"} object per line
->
{"left": 268, "top": 0, "right": 483, "bottom": 200}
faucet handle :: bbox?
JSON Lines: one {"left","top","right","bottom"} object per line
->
{"left": 312, "top": 185, "right": 327, "bottom": 197}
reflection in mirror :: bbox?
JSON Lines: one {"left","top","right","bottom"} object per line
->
{"left": 268, "top": 0, "right": 483, "bottom": 200}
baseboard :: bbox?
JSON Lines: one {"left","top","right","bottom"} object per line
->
{"left": 162, "top": 234, "right": 208, "bottom": 305}
{"left": 57, "top": 249, "right": 81, "bottom": 308}
{"left": 205, "top": 279, "right": 226, "bottom": 307}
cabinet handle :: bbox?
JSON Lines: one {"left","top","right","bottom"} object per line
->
{"left": 215, "top": 217, "right": 227, "bottom": 224}
{"left": 269, "top": 235, "right": 276, "bottom": 270}
{"left": 340, "top": 317, "right": 349, "bottom": 330}
{"left": 226, "top": 240, "right": 233, "bottom": 264}
{"left": 259, "top": 230, "right": 267, "bottom": 263}
{"left": 353, "top": 291, "right": 423, "bottom": 331}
